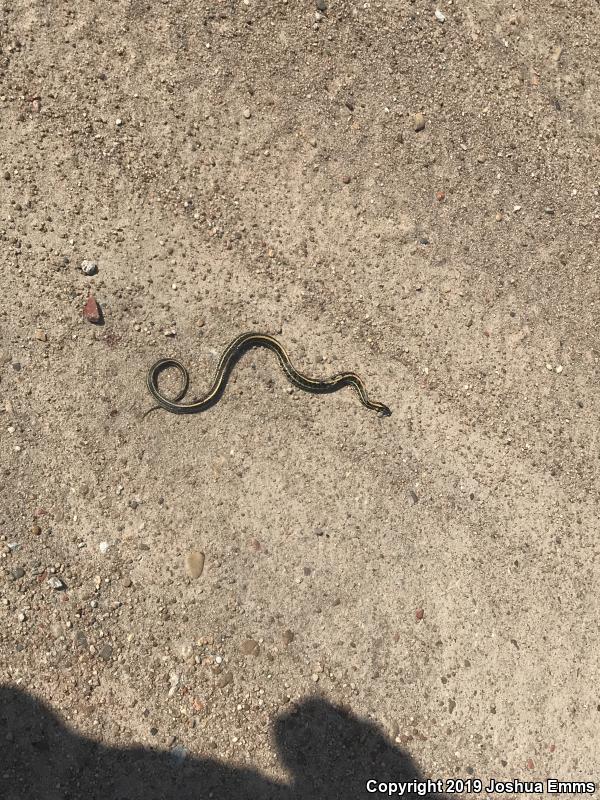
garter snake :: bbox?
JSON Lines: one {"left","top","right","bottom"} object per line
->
{"left": 145, "top": 332, "right": 391, "bottom": 418}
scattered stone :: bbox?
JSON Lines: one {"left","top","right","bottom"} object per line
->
{"left": 48, "top": 576, "right": 66, "bottom": 590}
{"left": 99, "top": 541, "right": 110, "bottom": 554}
{"left": 345, "top": 97, "right": 355, "bottom": 111}
{"left": 448, "top": 698, "right": 456, "bottom": 713}
{"left": 413, "top": 112, "right": 426, "bottom": 132}
{"left": 408, "top": 490, "right": 419, "bottom": 505}
{"left": 240, "top": 638, "right": 260, "bottom": 656}
{"left": 34, "top": 329, "right": 47, "bottom": 342}
{"left": 216, "top": 670, "right": 233, "bottom": 688}
{"left": 98, "top": 643, "right": 113, "bottom": 660}
{"left": 435, "top": 8, "right": 446, "bottom": 22}
{"left": 526, "top": 758, "right": 535, "bottom": 770}
{"left": 31, "top": 523, "right": 42, "bottom": 535}
{"left": 416, "top": 607, "right": 425, "bottom": 621}
{"left": 185, "top": 551, "right": 205, "bottom": 579}
{"left": 171, "top": 745, "right": 187, "bottom": 764}
{"left": 243, "top": 108, "right": 251, "bottom": 119}
{"left": 83, "top": 294, "right": 103, "bottom": 324}
{"left": 123, "top": 577, "right": 133, "bottom": 588}
{"left": 281, "top": 629, "right": 295, "bottom": 647}
{"left": 315, "top": 0, "right": 327, "bottom": 9}
{"left": 81, "top": 260, "right": 98, "bottom": 276}
{"left": 11, "top": 567, "right": 25, "bottom": 581}
{"left": 342, "top": 175, "right": 351, "bottom": 184}
{"left": 435, "top": 190, "right": 445, "bottom": 202}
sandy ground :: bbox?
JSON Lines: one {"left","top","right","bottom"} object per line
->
{"left": 1, "top": 0, "right": 599, "bottom": 797}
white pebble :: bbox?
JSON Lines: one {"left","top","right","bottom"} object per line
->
{"left": 81, "top": 260, "right": 98, "bottom": 276}
{"left": 435, "top": 8, "right": 445, "bottom": 22}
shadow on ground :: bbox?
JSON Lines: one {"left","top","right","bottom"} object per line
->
{"left": 0, "top": 685, "right": 444, "bottom": 800}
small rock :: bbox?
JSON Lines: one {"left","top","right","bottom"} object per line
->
{"left": 99, "top": 541, "right": 110, "bottom": 554}
{"left": 435, "top": 8, "right": 445, "bottom": 22}
{"left": 83, "top": 295, "right": 103, "bottom": 324}
{"left": 48, "top": 576, "right": 66, "bottom": 590}
{"left": 281, "top": 629, "right": 295, "bottom": 647}
{"left": 11, "top": 567, "right": 25, "bottom": 581}
{"left": 171, "top": 745, "right": 187, "bottom": 764}
{"left": 448, "top": 698, "right": 456, "bottom": 713}
{"left": 416, "top": 607, "right": 425, "bottom": 621}
{"left": 526, "top": 758, "right": 535, "bottom": 770}
{"left": 240, "top": 638, "right": 260, "bottom": 656}
{"left": 34, "top": 329, "right": 47, "bottom": 342}
{"left": 216, "top": 670, "right": 233, "bottom": 688}
{"left": 185, "top": 551, "right": 205, "bottom": 579}
{"left": 31, "top": 523, "right": 42, "bottom": 535}
{"left": 81, "top": 260, "right": 98, "bottom": 276}
{"left": 408, "top": 490, "right": 419, "bottom": 505}
{"left": 413, "top": 112, "right": 426, "bottom": 132}
{"left": 243, "top": 108, "right": 251, "bottom": 119}
{"left": 435, "top": 190, "right": 445, "bottom": 202}
{"left": 315, "top": 0, "right": 327, "bottom": 9}
{"left": 98, "top": 644, "right": 113, "bottom": 660}
{"left": 341, "top": 175, "right": 351, "bottom": 184}
{"left": 344, "top": 97, "right": 355, "bottom": 111}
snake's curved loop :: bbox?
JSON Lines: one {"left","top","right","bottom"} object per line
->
{"left": 145, "top": 332, "right": 391, "bottom": 418}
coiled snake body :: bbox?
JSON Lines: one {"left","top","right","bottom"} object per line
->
{"left": 146, "top": 332, "right": 391, "bottom": 417}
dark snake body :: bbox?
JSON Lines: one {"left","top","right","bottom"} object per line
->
{"left": 146, "top": 332, "right": 391, "bottom": 417}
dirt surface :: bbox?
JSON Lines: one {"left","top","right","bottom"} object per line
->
{"left": 1, "top": 0, "right": 599, "bottom": 796}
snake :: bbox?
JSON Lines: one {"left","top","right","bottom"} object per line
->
{"left": 145, "top": 332, "right": 391, "bottom": 418}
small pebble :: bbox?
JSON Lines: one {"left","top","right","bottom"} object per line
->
{"left": 435, "top": 8, "right": 445, "bottom": 22}
{"left": 281, "top": 629, "right": 295, "bottom": 647}
{"left": 31, "top": 523, "right": 42, "bottom": 535}
{"left": 243, "top": 108, "right": 251, "bottom": 119}
{"left": 98, "top": 643, "right": 113, "bottom": 660}
{"left": 342, "top": 175, "right": 351, "bottom": 184}
{"left": 34, "top": 329, "right": 47, "bottom": 342}
{"left": 48, "top": 576, "right": 65, "bottom": 590}
{"left": 81, "top": 260, "right": 98, "bottom": 276}
{"left": 416, "top": 608, "right": 425, "bottom": 621}
{"left": 83, "top": 295, "right": 102, "bottom": 324}
{"left": 240, "top": 638, "right": 260, "bottom": 656}
{"left": 413, "top": 113, "right": 426, "bottom": 132}
{"left": 11, "top": 567, "right": 25, "bottom": 581}
{"left": 185, "top": 551, "right": 205, "bottom": 579}
{"left": 315, "top": 0, "right": 327, "bottom": 9}
{"left": 435, "top": 190, "right": 445, "bottom": 202}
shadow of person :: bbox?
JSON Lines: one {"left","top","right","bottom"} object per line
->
{"left": 0, "top": 685, "right": 443, "bottom": 800}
